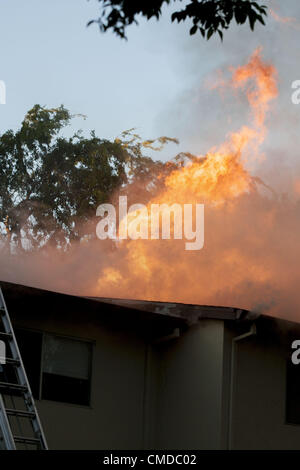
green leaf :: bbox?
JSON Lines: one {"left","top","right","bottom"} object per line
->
{"left": 207, "top": 28, "right": 214, "bottom": 40}
{"left": 190, "top": 25, "right": 198, "bottom": 35}
{"left": 257, "top": 15, "right": 266, "bottom": 25}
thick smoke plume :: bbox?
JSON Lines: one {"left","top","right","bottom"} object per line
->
{"left": 1, "top": 49, "right": 300, "bottom": 321}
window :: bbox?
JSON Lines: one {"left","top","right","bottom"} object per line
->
{"left": 15, "top": 329, "right": 92, "bottom": 406}
{"left": 286, "top": 360, "right": 300, "bottom": 424}
{"left": 42, "top": 334, "right": 92, "bottom": 405}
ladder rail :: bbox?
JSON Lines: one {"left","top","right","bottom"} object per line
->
{"left": 0, "top": 394, "right": 16, "bottom": 449}
{"left": 0, "top": 287, "right": 48, "bottom": 450}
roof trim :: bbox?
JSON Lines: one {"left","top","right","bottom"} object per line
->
{"left": 87, "top": 297, "right": 260, "bottom": 324}
{"left": 0, "top": 279, "right": 260, "bottom": 325}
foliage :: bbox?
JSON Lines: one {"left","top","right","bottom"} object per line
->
{"left": 88, "top": 0, "right": 267, "bottom": 41}
{"left": 0, "top": 105, "right": 176, "bottom": 251}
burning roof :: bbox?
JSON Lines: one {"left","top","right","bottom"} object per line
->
{"left": 0, "top": 279, "right": 259, "bottom": 327}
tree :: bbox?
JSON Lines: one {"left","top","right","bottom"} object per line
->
{"left": 0, "top": 105, "right": 177, "bottom": 252}
{"left": 88, "top": 0, "right": 267, "bottom": 41}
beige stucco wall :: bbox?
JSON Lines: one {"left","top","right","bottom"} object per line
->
{"left": 229, "top": 329, "right": 300, "bottom": 450}
{"left": 11, "top": 305, "right": 226, "bottom": 450}
{"left": 146, "top": 320, "right": 225, "bottom": 450}
{"left": 10, "top": 289, "right": 300, "bottom": 451}
{"left": 12, "top": 309, "right": 147, "bottom": 450}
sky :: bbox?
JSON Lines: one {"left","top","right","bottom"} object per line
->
{"left": 1, "top": 0, "right": 300, "bottom": 168}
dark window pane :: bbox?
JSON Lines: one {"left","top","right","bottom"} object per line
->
{"left": 43, "top": 334, "right": 91, "bottom": 379}
{"left": 41, "top": 334, "right": 92, "bottom": 406}
{"left": 14, "top": 329, "right": 42, "bottom": 399}
{"left": 42, "top": 373, "right": 90, "bottom": 406}
{"left": 286, "top": 361, "right": 300, "bottom": 424}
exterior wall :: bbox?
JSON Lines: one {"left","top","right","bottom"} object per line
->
{"left": 11, "top": 308, "right": 148, "bottom": 450}
{"left": 147, "top": 320, "right": 225, "bottom": 450}
{"left": 10, "top": 300, "right": 226, "bottom": 450}
{"left": 8, "top": 282, "right": 300, "bottom": 450}
{"left": 226, "top": 318, "right": 300, "bottom": 450}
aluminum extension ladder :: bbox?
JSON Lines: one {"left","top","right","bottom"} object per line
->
{"left": 0, "top": 287, "right": 48, "bottom": 450}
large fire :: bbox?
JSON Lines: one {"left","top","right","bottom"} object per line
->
{"left": 95, "top": 48, "right": 280, "bottom": 309}
{"left": 2, "top": 48, "right": 300, "bottom": 321}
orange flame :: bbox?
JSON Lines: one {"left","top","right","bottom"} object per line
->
{"left": 96, "top": 49, "right": 279, "bottom": 309}
{"left": 270, "top": 8, "right": 298, "bottom": 27}
{"left": 7, "top": 49, "right": 300, "bottom": 320}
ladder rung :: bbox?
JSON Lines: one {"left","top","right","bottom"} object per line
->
{"left": 6, "top": 409, "right": 35, "bottom": 419}
{"left": 0, "top": 287, "right": 48, "bottom": 450}
{"left": 0, "top": 382, "right": 28, "bottom": 392}
{"left": 0, "top": 332, "right": 12, "bottom": 340}
{"left": 5, "top": 357, "right": 20, "bottom": 366}
{"left": 13, "top": 436, "right": 41, "bottom": 445}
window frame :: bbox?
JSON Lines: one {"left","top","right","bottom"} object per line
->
{"left": 15, "top": 327, "right": 94, "bottom": 408}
